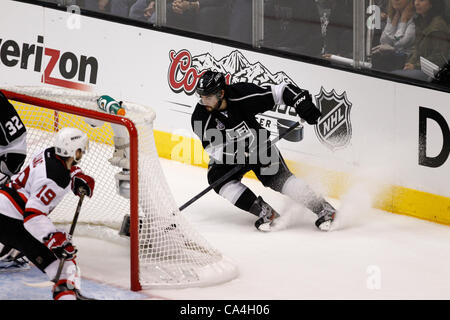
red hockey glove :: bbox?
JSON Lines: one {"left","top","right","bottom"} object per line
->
{"left": 44, "top": 232, "right": 77, "bottom": 260}
{"left": 70, "top": 166, "right": 95, "bottom": 198}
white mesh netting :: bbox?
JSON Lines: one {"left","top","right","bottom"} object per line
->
{"left": 3, "top": 86, "right": 238, "bottom": 289}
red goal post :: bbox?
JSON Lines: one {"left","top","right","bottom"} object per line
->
{"left": 2, "top": 86, "right": 238, "bottom": 291}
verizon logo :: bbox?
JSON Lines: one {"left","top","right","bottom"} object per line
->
{"left": 0, "top": 35, "right": 98, "bottom": 91}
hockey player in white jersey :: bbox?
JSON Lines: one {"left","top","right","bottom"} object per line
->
{"left": 192, "top": 71, "right": 337, "bottom": 232}
{"left": 0, "top": 90, "right": 29, "bottom": 272}
{"left": 0, "top": 127, "right": 95, "bottom": 300}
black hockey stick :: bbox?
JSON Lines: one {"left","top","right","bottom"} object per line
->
{"left": 52, "top": 189, "right": 86, "bottom": 284}
{"left": 24, "top": 190, "right": 87, "bottom": 288}
{"left": 179, "top": 121, "right": 302, "bottom": 211}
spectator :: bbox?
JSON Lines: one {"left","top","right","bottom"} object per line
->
{"left": 166, "top": 0, "right": 200, "bottom": 32}
{"left": 129, "top": 0, "right": 156, "bottom": 23}
{"left": 371, "top": 0, "right": 416, "bottom": 71}
{"left": 164, "top": 0, "right": 230, "bottom": 37}
{"left": 392, "top": 0, "right": 449, "bottom": 81}
{"left": 264, "top": 0, "right": 323, "bottom": 57}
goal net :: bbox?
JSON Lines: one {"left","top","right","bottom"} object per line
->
{"left": 2, "top": 86, "right": 238, "bottom": 291}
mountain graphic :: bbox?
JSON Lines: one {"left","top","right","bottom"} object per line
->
{"left": 192, "top": 50, "right": 297, "bottom": 86}
{"left": 191, "top": 53, "right": 226, "bottom": 74}
{"left": 219, "top": 50, "right": 250, "bottom": 74}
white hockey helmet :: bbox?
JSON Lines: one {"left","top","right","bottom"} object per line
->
{"left": 54, "top": 127, "right": 89, "bottom": 160}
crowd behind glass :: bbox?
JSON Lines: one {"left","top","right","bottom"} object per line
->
{"left": 44, "top": 0, "right": 450, "bottom": 88}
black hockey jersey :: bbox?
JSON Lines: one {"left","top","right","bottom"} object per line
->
{"left": 191, "top": 82, "right": 282, "bottom": 164}
{"left": 0, "top": 90, "right": 27, "bottom": 147}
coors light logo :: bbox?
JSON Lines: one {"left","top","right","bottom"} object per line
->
{"left": 168, "top": 49, "right": 296, "bottom": 94}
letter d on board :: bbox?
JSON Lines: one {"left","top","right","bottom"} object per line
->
{"left": 418, "top": 107, "right": 450, "bottom": 168}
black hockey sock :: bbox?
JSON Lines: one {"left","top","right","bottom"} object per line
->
{"left": 234, "top": 188, "right": 258, "bottom": 214}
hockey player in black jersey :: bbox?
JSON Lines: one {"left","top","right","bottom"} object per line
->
{"left": 191, "top": 71, "right": 336, "bottom": 232}
{"left": 0, "top": 90, "right": 30, "bottom": 272}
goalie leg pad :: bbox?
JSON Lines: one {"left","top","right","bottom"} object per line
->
{"left": 115, "top": 170, "right": 130, "bottom": 199}
{"left": 109, "top": 136, "right": 130, "bottom": 170}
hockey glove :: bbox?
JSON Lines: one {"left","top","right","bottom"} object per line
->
{"left": 283, "top": 85, "right": 321, "bottom": 125}
{"left": 292, "top": 90, "right": 321, "bottom": 125}
{"left": 70, "top": 166, "right": 95, "bottom": 198}
{"left": 44, "top": 232, "right": 77, "bottom": 260}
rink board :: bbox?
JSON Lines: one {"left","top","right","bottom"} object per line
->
{"left": 0, "top": 1, "right": 448, "bottom": 225}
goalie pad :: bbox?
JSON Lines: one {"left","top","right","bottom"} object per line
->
{"left": 115, "top": 170, "right": 130, "bottom": 199}
{"left": 109, "top": 136, "right": 130, "bottom": 170}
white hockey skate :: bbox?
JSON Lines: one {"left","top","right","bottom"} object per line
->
{"left": 315, "top": 201, "right": 336, "bottom": 231}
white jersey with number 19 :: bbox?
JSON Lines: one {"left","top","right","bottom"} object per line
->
{"left": 0, "top": 147, "right": 71, "bottom": 242}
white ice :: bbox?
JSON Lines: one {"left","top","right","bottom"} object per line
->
{"left": 72, "top": 158, "right": 450, "bottom": 300}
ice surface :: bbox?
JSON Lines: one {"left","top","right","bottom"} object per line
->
{"left": 1, "top": 158, "right": 449, "bottom": 300}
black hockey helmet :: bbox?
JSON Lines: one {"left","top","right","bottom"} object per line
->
{"left": 196, "top": 70, "right": 226, "bottom": 96}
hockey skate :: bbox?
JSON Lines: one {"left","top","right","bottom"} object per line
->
{"left": 75, "top": 289, "right": 96, "bottom": 300}
{"left": 251, "top": 196, "right": 280, "bottom": 232}
{"left": 0, "top": 251, "right": 30, "bottom": 273}
{"left": 315, "top": 201, "right": 336, "bottom": 231}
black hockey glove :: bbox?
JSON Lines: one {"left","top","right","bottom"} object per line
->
{"left": 292, "top": 90, "right": 321, "bottom": 125}
{"left": 283, "top": 85, "right": 321, "bottom": 125}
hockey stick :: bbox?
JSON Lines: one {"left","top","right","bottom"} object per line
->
{"left": 179, "top": 121, "right": 302, "bottom": 211}
{"left": 53, "top": 190, "right": 86, "bottom": 283}
{"left": 23, "top": 190, "right": 86, "bottom": 288}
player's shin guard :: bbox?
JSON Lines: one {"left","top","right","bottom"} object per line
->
{"left": 281, "top": 176, "right": 336, "bottom": 231}
{"left": 250, "top": 196, "right": 280, "bottom": 232}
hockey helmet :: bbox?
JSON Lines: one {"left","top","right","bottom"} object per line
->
{"left": 196, "top": 71, "right": 226, "bottom": 96}
{"left": 54, "top": 127, "right": 89, "bottom": 160}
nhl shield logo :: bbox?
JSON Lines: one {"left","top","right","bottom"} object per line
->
{"left": 314, "top": 87, "right": 352, "bottom": 150}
